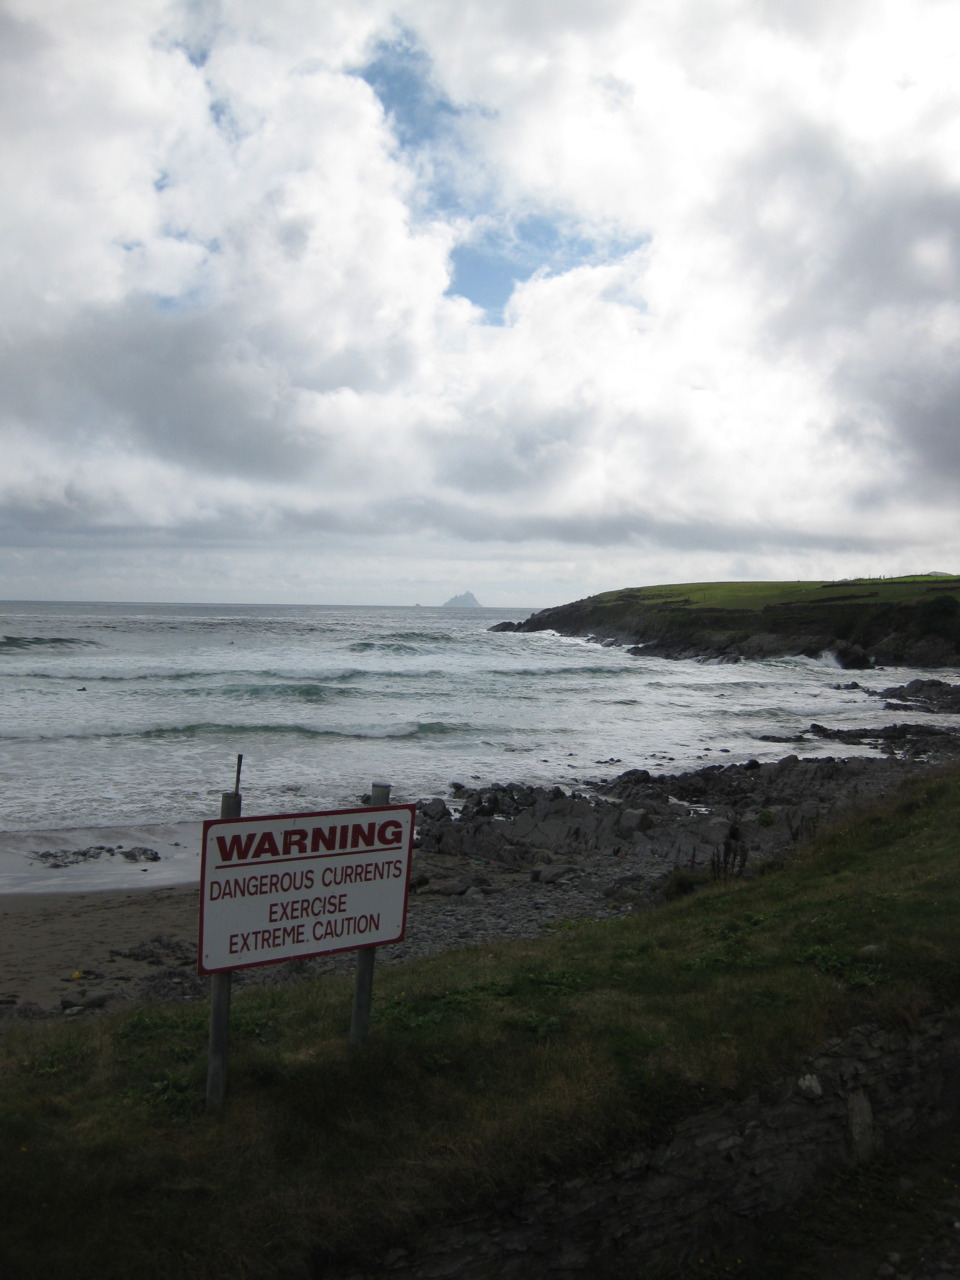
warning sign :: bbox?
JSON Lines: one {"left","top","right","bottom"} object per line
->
{"left": 198, "top": 804, "right": 415, "bottom": 974}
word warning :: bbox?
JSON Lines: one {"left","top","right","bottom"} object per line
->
{"left": 198, "top": 804, "right": 416, "bottom": 974}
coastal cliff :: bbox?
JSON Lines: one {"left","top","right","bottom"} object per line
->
{"left": 492, "top": 575, "right": 960, "bottom": 668}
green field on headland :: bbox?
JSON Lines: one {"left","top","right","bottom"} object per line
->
{"left": 3, "top": 765, "right": 960, "bottom": 1279}
{"left": 501, "top": 574, "right": 960, "bottom": 667}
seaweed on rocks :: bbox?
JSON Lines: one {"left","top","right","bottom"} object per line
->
{"left": 29, "top": 845, "right": 161, "bottom": 869}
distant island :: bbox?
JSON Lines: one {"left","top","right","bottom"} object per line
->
{"left": 491, "top": 575, "right": 960, "bottom": 668}
{"left": 442, "top": 591, "right": 482, "bottom": 608}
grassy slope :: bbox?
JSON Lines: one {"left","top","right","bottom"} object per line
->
{"left": 521, "top": 575, "right": 960, "bottom": 662}
{"left": 570, "top": 575, "right": 960, "bottom": 611}
{"left": 3, "top": 766, "right": 960, "bottom": 1279}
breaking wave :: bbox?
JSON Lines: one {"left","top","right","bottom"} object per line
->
{"left": 3, "top": 720, "right": 476, "bottom": 745}
{"left": 0, "top": 635, "right": 98, "bottom": 652}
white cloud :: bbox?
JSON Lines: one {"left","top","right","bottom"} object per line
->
{"left": 0, "top": 0, "right": 958, "bottom": 604}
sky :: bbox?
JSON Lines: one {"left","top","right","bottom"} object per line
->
{"left": 1, "top": 0, "right": 959, "bottom": 607}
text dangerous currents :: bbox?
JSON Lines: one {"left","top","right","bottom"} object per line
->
{"left": 198, "top": 805, "right": 415, "bottom": 975}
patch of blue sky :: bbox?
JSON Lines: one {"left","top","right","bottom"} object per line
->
{"left": 355, "top": 28, "right": 644, "bottom": 322}
{"left": 157, "top": 0, "right": 219, "bottom": 69}
{"left": 357, "top": 27, "right": 463, "bottom": 153}
{"left": 171, "top": 36, "right": 210, "bottom": 68}
{"left": 448, "top": 245, "right": 520, "bottom": 320}
{"left": 354, "top": 27, "right": 482, "bottom": 221}
{"left": 449, "top": 218, "right": 646, "bottom": 323}
{"left": 171, "top": 0, "right": 219, "bottom": 68}
{"left": 209, "top": 99, "right": 231, "bottom": 130}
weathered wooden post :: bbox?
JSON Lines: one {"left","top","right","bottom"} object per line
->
{"left": 349, "top": 780, "right": 390, "bottom": 1047}
{"left": 206, "top": 759, "right": 242, "bottom": 1111}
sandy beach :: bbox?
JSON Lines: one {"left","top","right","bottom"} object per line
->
{"left": 0, "top": 884, "right": 200, "bottom": 1012}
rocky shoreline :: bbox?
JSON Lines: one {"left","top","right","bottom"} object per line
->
{"left": 4, "top": 704, "right": 960, "bottom": 1022}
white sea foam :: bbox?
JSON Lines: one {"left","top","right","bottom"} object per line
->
{"left": 0, "top": 600, "right": 951, "bottom": 850}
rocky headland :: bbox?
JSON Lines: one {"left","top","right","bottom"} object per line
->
{"left": 491, "top": 575, "right": 960, "bottom": 668}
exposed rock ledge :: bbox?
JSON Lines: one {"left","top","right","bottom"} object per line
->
{"left": 411, "top": 722, "right": 960, "bottom": 908}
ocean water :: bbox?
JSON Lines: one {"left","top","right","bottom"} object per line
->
{"left": 0, "top": 600, "right": 946, "bottom": 834}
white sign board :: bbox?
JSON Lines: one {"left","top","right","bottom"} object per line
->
{"left": 198, "top": 804, "right": 415, "bottom": 974}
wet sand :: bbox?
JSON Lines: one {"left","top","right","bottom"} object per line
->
{"left": 0, "top": 820, "right": 203, "bottom": 894}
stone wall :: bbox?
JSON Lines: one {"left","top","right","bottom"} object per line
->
{"left": 336, "top": 1011, "right": 960, "bottom": 1280}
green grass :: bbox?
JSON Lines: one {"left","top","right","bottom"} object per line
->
{"left": 586, "top": 574, "right": 960, "bottom": 614}
{"left": 3, "top": 767, "right": 960, "bottom": 1278}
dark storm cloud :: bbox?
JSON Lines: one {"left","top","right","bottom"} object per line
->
{"left": 353, "top": 496, "right": 888, "bottom": 555}
{"left": 740, "top": 135, "right": 960, "bottom": 334}
{"left": 844, "top": 358, "right": 960, "bottom": 487}
{"left": 726, "top": 117, "right": 960, "bottom": 486}
{"left": 0, "top": 297, "right": 316, "bottom": 479}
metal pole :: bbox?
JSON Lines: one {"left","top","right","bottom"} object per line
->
{"left": 206, "top": 785, "right": 241, "bottom": 1110}
{"left": 349, "top": 781, "right": 390, "bottom": 1047}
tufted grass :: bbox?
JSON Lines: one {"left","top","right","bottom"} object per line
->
{"left": 2, "top": 766, "right": 960, "bottom": 1279}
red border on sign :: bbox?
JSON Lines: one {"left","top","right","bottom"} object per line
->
{"left": 198, "top": 803, "right": 415, "bottom": 975}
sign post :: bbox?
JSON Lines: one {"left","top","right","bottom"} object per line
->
{"left": 350, "top": 781, "right": 390, "bottom": 1047}
{"left": 206, "top": 784, "right": 241, "bottom": 1112}
{"left": 199, "top": 784, "right": 415, "bottom": 1103}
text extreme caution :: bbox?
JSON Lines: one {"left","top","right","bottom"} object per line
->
{"left": 198, "top": 805, "right": 415, "bottom": 974}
